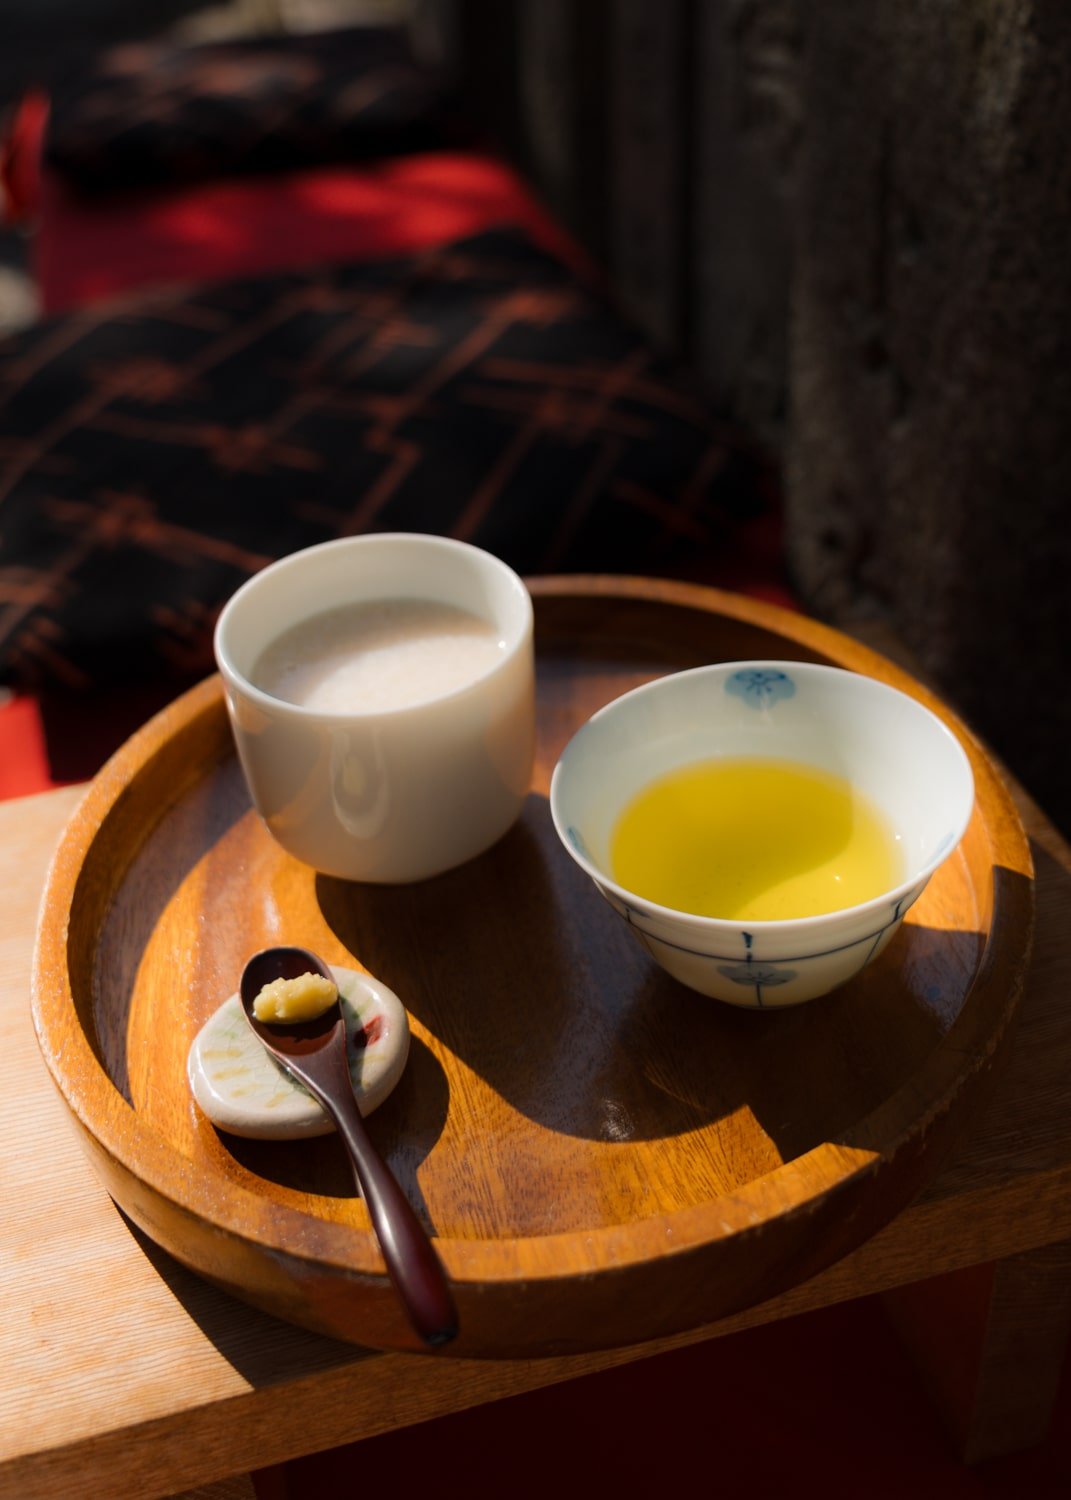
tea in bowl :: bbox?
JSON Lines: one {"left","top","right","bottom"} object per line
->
{"left": 214, "top": 533, "right": 535, "bottom": 883}
{"left": 549, "top": 661, "right": 974, "bottom": 1007}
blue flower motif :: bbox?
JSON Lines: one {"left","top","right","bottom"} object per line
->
{"left": 717, "top": 961, "right": 797, "bottom": 1008}
{"left": 717, "top": 963, "right": 797, "bottom": 987}
{"left": 726, "top": 669, "right": 796, "bottom": 709}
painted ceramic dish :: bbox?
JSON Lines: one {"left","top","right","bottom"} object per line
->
{"left": 188, "top": 965, "right": 409, "bottom": 1139}
{"left": 550, "top": 661, "right": 975, "bottom": 1006}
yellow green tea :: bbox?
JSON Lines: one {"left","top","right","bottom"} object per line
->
{"left": 610, "top": 757, "right": 902, "bottom": 921}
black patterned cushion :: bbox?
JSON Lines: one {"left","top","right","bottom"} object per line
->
{"left": 44, "top": 27, "right": 462, "bottom": 196}
{"left": 0, "top": 228, "right": 775, "bottom": 691}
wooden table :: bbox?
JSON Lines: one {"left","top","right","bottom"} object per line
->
{"left": 3, "top": 773, "right": 1070, "bottom": 1498}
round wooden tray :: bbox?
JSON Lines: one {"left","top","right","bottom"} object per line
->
{"left": 31, "top": 578, "right": 1034, "bottom": 1358}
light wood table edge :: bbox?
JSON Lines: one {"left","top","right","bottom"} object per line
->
{"left": 6, "top": 1179, "right": 1070, "bottom": 1500}
{"left": 3, "top": 716, "right": 1068, "bottom": 1495}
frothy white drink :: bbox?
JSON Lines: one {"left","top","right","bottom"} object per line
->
{"left": 251, "top": 598, "right": 505, "bottom": 713}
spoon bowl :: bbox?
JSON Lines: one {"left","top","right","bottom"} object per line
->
{"left": 240, "top": 945, "right": 457, "bottom": 1348}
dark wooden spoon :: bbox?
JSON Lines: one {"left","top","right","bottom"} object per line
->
{"left": 240, "top": 945, "right": 458, "bottom": 1348}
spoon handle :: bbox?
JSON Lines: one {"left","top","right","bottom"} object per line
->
{"left": 312, "top": 1043, "right": 458, "bottom": 1348}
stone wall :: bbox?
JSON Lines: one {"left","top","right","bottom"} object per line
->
{"left": 788, "top": 2, "right": 1071, "bottom": 831}
{"left": 440, "top": 0, "right": 1069, "bottom": 828}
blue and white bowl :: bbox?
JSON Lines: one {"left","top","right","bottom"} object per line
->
{"left": 549, "top": 661, "right": 975, "bottom": 1008}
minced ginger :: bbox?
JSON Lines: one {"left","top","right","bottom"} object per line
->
{"left": 252, "top": 971, "right": 338, "bottom": 1023}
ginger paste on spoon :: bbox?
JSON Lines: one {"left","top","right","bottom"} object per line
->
{"left": 252, "top": 971, "right": 338, "bottom": 1023}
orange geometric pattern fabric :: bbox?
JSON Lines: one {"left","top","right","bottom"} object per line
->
{"left": 43, "top": 26, "right": 460, "bottom": 196}
{"left": 0, "top": 229, "right": 778, "bottom": 690}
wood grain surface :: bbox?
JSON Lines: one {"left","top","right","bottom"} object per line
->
{"left": 2, "top": 716, "right": 1069, "bottom": 1495}
{"left": 25, "top": 576, "right": 1032, "bottom": 1374}
{"left": 29, "top": 579, "right": 1034, "bottom": 1361}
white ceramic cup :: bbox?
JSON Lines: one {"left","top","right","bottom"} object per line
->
{"left": 214, "top": 534, "right": 535, "bottom": 883}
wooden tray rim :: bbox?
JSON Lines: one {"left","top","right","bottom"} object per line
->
{"left": 30, "top": 576, "right": 1036, "bottom": 1285}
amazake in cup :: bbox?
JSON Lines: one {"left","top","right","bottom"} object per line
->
{"left": 214, "top": 534, "right": 535, "bottom": 883}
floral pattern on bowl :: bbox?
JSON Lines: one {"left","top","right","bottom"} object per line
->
{"left": 726, "top": 668, "right": 796, "bottom": 709}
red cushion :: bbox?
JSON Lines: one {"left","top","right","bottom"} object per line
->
{"left": 0, "top": 90, "right": 48, "bottom": 225}
{"left": 0, "top": 676, "right": 214, "bottom": 798}
{"left": 34, "top": 151, "right": 592, "bottom": 314}
{"left": 0, "top": 695, "right": 51, "bottom": 797}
